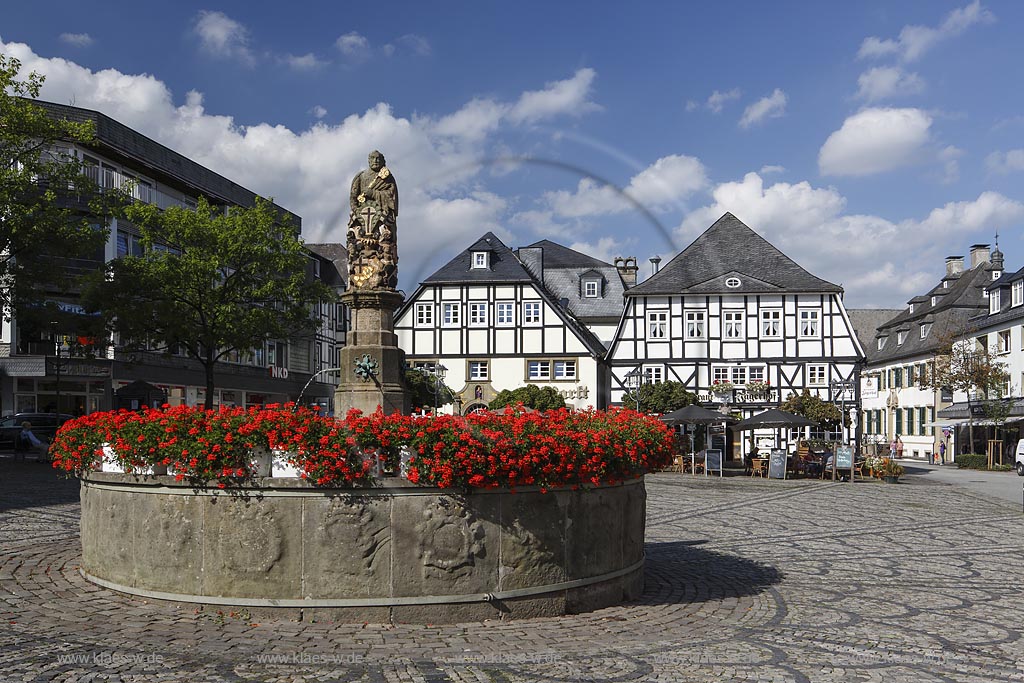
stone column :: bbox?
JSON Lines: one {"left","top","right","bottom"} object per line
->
{"left": 335, "top": 289, "right": 410, "bottom": 416}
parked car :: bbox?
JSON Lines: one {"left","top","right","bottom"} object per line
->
{"left": 0, "top": 413, "right": 75, "bottom": 449}
{"left": 1015, "top": 439, "right": 1024, "bottom": 476}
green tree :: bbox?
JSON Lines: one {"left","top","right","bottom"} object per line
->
{"left": 489, "top": 385, "right": 566, "bottom": 411}
{"left": 781, "top": 389, "right": 844, "bottom": 430}
{"left": 83, "top": 196, "right": 334, "bottom": 408}
{"left": 634, "top": 380, "right": 696, "bottom": 414}
{"left": 0, "top": 55, "right": 119, "bottom": 319}
{"left": 404, "top": 367, "right": 454, "bottom": 412}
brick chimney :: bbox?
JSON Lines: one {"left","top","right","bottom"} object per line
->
{"left": 969, "top": 244, "right": 990, "bottom": 269}
{"left": 614, "top": 257, "right": 638, "bottom": 287}
{"left": 945, "top": 255, "right": 964, "bottom": 277}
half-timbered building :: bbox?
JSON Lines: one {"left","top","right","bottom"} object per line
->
{"left": 606, "top": 213, "right": 865, "bottom": 459}
{"left": 395, "top": 233, "right": 619, "bottom": 413}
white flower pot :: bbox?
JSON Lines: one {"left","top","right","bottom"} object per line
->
{"left": 272, "top": 450, "right": 301, "bottom": 478}
{"left": 100, "top": 444, "right": 123, "bottom": 473}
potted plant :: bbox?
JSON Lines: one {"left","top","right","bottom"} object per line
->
{"left": 711, "top": 380, "right": 736, "bottom": 396}
{"left": 876, "top": 457, "right": 904, "bottom": 483}
{"left": 744, "top": 380, "right": 771, "bottom": 397}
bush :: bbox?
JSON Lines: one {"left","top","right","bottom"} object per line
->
{"left": 956, "top": 454, "right": 989, "bottom": 469}
{"left": 50, "top": 404, "right": 674, "bottom": 491}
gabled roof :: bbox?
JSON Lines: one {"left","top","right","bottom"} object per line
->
{"left": 627, "top": 213, "right": 842, "bottom": 296}
{"left": 423, "top": 232, "right": 533, "bottom": 284}
{"left": 847, "top": 308, "right": 901, "bottom": 362}
{"left": 516, "top": 241, "right": 627, "bottom": 325}
{"left": 522, "top": 240, "right": 611, "bottom": 269}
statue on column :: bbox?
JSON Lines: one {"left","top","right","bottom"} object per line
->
{"left": 347, "top": 150, "right": 399, "bottom": 290}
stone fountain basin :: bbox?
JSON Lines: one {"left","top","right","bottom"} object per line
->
{"left": 79, "top": 473, "right": 646, "bottom": 623}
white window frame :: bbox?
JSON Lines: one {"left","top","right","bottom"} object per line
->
{"left": 731, "top": 367, "right": 747, "bottom": 385}
{"left": 877, "top": 337, "right": 887, "bottom": 350}
{"left": 554, "top": 360, "right": 577, "bottom": 380}
{"left": 527, "top": 360, "right": 551, "bottom": 381}
{"left": 685, "top": 311, "right": 706, "bottom": 339}
{"left": 472, "top": 252, "right": 489, "bottom": 269}
{"left": 1013, "top": 280, "right": 1023, "bottom": 307}
{"left": 990, "top": 289, "right": 1001, "bottom": 314}
{"left": 469, "top": 302, "right": 488, "bottom": 326}
{"left": 897, "top": 330, "right": 906, "bottom": 346}
{"left": 415, "top": 302, "right": 433, "bottom": 327}
{"left": 798, "top": 309, "right": 820, "bottom": 338}
{"left": 920, "top": 323, "right": 931, "bottom": 339}
{"left": 496, "top": 301, "right": 514, "bottom": 326}
{"left": 647, "top": 311, "right": 668, "bottom": 339}
{"left": 761, "top": 309, "right": 782, "bottom": 338}
{"left": 584, "top": 280, "right": 599, "bottom": 298}
{"left": 723, "top": 311, "right": 743, "bottom": 339}
{"left": 643, "top": 366, "right": 664, "bottom": 384}
{"left": 468, "top": 361, "right": 489, "bottom": 380}
{"left": 713, "top": 367, "right": 730, "bottom": 383}
{"left": 442, "top": 303, "right": 461, "bottom": 327}
{"left": 748, "top": 366, "right": 766, "bottom": 383}
{"left": 807, "top": 364, "right": 827, "bottom": 386}
{"left": 998, "top": 329, "right": 1011, "bottom": 354}
{"left": 523, "top": 301, "right": 541, "bottom": 325}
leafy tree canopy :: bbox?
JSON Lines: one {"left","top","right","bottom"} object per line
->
{"left": 83, "top": 196, "right": 335, "bottom": 408}
{"left": 780, "top": 389, "right": 844, "bottom": 427}
{"left": 488, "top": 385, "right": 566, "bottom": 411}
{"left": 0, "top": 54, "right": 120, "bottom": 320}
{"left": 404, "top": 367, "right": 454, "bottom": 411}
{"left": 632, "top": 380, "right": 696, "bottom": 414}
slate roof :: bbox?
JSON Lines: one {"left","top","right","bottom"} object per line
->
{"left": 423, "top": 232, "right": 533, "bottom": 284}
{"left": 516, "top": 240, "right": 627, "bottom": 323}
{"left": 847, "top": 309, "right": 901, "bottom": 363}
{"left": 970, "top": 264, "right": 1024, "bottom": 329}
{"left": 626, "top": 213, "right": 842, "bottom": 296}
{"left": 869, "top": 262, "right": 995, "bottom": 365}
{"left": 305, "top": 243, "right": 347, "bottom": 288}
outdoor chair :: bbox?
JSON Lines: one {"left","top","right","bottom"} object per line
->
{"left": 750, "top": 459, "right": 767, "bottom": 478}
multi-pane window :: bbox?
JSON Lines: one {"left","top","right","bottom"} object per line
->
{"left": 584, "top": 280, "right": 599, "bottom": 298}
{"left": 748, "top": 366, "right": 765, "bottom": 383}
{"left": 415, "top": 303, "right": 433, "bottom": 327}
{"left": 713, "top": 367, "right": 730, "bottom": 383}
{"left": 897, "top": 330, "right": 906, "bottom": 345}
{"left": 648, "top": 311, "right": 668, "bottom": 339}
{"left": 894, "top": 409, "right": 903, "bottom": 436}
{"left": 554, "top": 360, "right": 577, "bottom": 380}
{"left": 527, "top": 360, "right": 551, "bottom": 380}
{"left": 116, "top": 230, "right": 144, "bottom": 257}
{"left": 472, "top": 252, "right": 488, "bottom": 269}
{"left": 468, "top": 361, "right": 488, "bottom": 380}
{"left": 523, "top": 301, "right": 541, "bottom": 324}
{"left": 990, "top": 289, "right": 1001, "bottom": 314}
{"left": 907, "top": 365, "right": 915, "bottom": 387}
{"left": 496, "top": 301, "right": 514, "bottom": 326}
{"left": 731, "top": 367, "right": 747, "bottom": 384}
{"left": 998, "top": 329, "right": 1011, "bottom": 353}
{"left": 893, "top": 368, "right": 903, "bottom": 388}
{"left": 724, "top": 311, "right": 743, "bottom": 339}
{"left": 799, "top": 310, "right": 820, "bottom": 337}
{"left": 469, "top": 302, "right": 487, "bottom": 326}
{"left": 807, "top": 364, "right": 826, "bottom": 385}
{"left": 906, "top": 407, "right": 915, "bottom": 436}
{"left": 443, "top": 303, "right": 461, "bottom": 326}
{"left": 918, "top": 407, "right": 928, "bottom": 437}
{"left": 1013, "top": 280, "right": 1023, "bottom": 307}
{"left": 644, "top": 366, "right": 664, "bottom": 384}
{"left": 877, "top": 337, "right": 886, "bottom": 350}
{"left": 685, "top": 311, "right": 706, "bottom": 339}
{"left": 761, "top": 310, "right": 781, "bottom": 338}
{"left": 920, "top": 323, "right": 931, "bottom": 339}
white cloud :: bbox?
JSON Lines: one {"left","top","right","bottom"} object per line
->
{"left": 677, "top": 171, "right": 1024, "bottom": 306}
{"left": 193, "top": 10, "right": 254, "bottom": 65}
{"left": 818, "top": 107, "right": 932, "bottom": 176}
{"left": 396, "top": 34, "right": 432, "bottom": 57}
{"left": 544, "top": 154, "right": 708, "bottom": 219}
{"left": 706, "top": 88, "right": 740, "bottom": 113}
{"left": 857, "top": 0, "right": 994, "bottom": 62}
{"left": 937, "top": 145, "right": 962, "bottom": 185}
{"left": 58, "top": 33, "right": 93, "bottom": 48}
{"left": 283, "top": 53, "right": 325, "bottom": 70}
{"left": 310, "top": 105, "right": 328, "bottom": 119}
{"left": 335, "top": 32, "right": 369, "bottom": 58}
{"left": 760, "top": 165, "right": 785, "bottom": 175}
{"left": 739, "top": 89, "right": 787, "bottom": 128}
{"left": 684, "top": 100, "right": 699, "bottom": 112}
{"left": 508, "top": 68, "right": 600, "bottom": 124}
{"left": 568, "top": 236, "right": 627, "bottom": 265}
{"left": 986, "top": 149, "right": 1024, "bottom": 174}
{"left": 856, "top": 67, "right": 925, "bottom": 102}
{"left": 0, "top": 39, "right": 610, "bottom": 291}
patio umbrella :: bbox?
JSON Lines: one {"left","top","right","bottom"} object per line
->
{"left": 731, "top": 408, "right": 818, "bottom": 430}
{"left": 660, "top": 404, "right": 737, "bottom": 426}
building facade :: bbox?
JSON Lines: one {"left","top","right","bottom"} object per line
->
{"left": 0, "top": 101, "right": 345, "bottom": 415}
{"left": 394, "top": 233, "right": 624, "bottom": 413}
{"left": 606, "top": 213, "right": 865, "bottom": 459}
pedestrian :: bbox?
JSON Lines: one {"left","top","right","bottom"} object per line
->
{"left": 889, "top": 436, "right": 897, "bottom": 459}
{"left": 939, "top": 440, "right": 946, "bottom": 465}
{"left": 18, "top": 421, "right": 48, "bottom": 462}
{"left": 895, "top": 435, "right": 904, "bottom": 459}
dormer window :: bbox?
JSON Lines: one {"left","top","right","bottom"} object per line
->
{"left": 472, "top": 251, "right": 489, "bottom": 269}
{"left": 1013, "top": 280, "right": 1023, "bottom": 307}
{"left": 990, "top": 289, "right": 1000, "bottom": 314}
{"left": 725, "top": 277, "right": 741, "bottom": 288}
{"left": 877, "top": 337, "right": 887, "bottom": 350}
{"left": 897, "top": 330, "right": 907, "bottom": 346}
{"left": 583, "top": 279, "right": 600, "bottom": 298}
{"left": 908, "top": 303, "right": 914, "bottom": 314}
{"left": 920, "top": 323, "right": 931, "bottom": 339}
{"left": 943, "top": 281, "right": 949, "bottom": 289}
{"left": 931, "top": 296, "right": 939, "bottom": 306}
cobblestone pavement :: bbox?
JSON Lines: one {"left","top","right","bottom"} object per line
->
{"left": 3, "top": 458, "right": 1024, "bottom": 682}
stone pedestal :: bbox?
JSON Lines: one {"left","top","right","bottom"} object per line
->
{"left": 335, "top": 288, "right": 410, "bottom": 416}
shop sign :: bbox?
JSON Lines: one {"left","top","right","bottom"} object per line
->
{"left": 269, "top": 366, "right": 289, "bottom": 379}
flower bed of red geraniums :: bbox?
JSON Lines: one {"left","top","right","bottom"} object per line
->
{"left": 50, "top": 404, "right": 674, "bottom": 491}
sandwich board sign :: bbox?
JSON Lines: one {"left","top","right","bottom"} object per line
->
{"left": 768, "top": 449, "right": 787, "bottom": 479}
{"left": 704, "top": 449, "right": 723, "bottom": 477}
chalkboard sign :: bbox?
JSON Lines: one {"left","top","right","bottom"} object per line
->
{"left": 768, "top": 449, "right": 787, "bottom": 479}
{"left": 704, "top": 449, "right": 723, "bottom": 476}
{"left": 835, "top": 446, "right": 853, "bottom": 469}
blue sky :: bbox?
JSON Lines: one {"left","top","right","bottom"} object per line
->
{"left": 3, "top": 1, "right": 1024, "bottom": 307}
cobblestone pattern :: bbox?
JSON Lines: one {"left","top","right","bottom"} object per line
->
{"left": 2, "top": 458, "right": 1024, "bottom": 682}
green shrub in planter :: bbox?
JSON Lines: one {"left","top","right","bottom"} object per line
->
{"left": 956, "top": 454, "right": 989, "bottom": 469}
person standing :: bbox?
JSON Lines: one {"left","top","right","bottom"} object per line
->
{"left": 939, "top": 440, "right": 946, "bottom": 465}
{"left": 889, "top": 436, "right": 897, "bottom": 459}
{"left": 895, "top": 435, "right": 904, "bottom": 459}
{"left": 18, "top": 421, "right": 48, "bottom": 462}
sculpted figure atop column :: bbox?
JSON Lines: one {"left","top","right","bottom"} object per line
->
{"left": 347, "top": 150, "right": 398, "bottom": 290}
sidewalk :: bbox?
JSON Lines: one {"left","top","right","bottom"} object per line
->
{"left": 899, "top": 458, "right": 1024, "bottom": 507}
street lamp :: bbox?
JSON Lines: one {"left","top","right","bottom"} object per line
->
{"left": 624, "top": 367, "right": 643, "bottom": 411}
{"left": 433, "top": 363, "right": 448, "bottom": 415}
